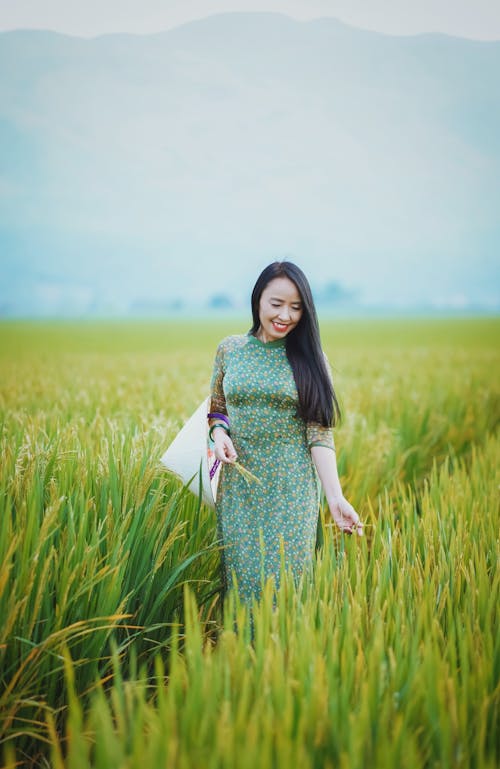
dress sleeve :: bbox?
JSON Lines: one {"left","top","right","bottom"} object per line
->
{"left": 209, "top": 340, "right": 228, "bottom": 416}
{"left": 306, "top": 351, "right": 335, "bottom": 451}
{"left": 306, "top": 423, "right": 335, "bottom": 450}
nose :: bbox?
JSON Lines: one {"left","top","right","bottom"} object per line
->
{"left": 278, "top": 307, "right": 291, "bottom": 321}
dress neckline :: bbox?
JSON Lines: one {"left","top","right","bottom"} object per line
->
{"left": 247, "top": 332, "right": 286, "bottom": 348}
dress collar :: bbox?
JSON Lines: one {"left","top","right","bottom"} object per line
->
{"left": 247, "top": 332, "right": 286, "bottom": 348}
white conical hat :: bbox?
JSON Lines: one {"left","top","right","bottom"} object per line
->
{"left": 160, "top": 396, "right": 220, "bottom": 507}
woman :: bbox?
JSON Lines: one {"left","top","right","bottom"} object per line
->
{"left": 209, "top": 261, "right": 362, "bottom": 605}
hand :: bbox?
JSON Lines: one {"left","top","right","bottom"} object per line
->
{"left": 213, "top": 429, "right": 238, "bottom": 464}
{"left": 328, "top": 495, "right": 363, "bottom": 536}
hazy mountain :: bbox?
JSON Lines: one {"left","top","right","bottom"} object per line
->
{"left": 1, "top": 13, "right": 499, "bottom": 316}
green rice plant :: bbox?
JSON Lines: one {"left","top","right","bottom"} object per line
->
{"left": 49, "top": 431, "right": 499, "bottom": 769}
{"left": 0, "top": 415, "right": 222, "bottom": 756}
{"left": 0, "top": 317, "right": 498, "bottom": 766}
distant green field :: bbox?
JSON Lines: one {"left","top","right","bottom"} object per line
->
{"left": 1, "top": 318, "right": 499, "bottom": 768}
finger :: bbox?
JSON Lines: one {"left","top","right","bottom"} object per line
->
{"left": 339, "top": 519, "right": 353, "bottom": 532}
{"left": 344, "top": 519, "right": 363, "bottom": 535}
{"left": 216, "top": 447, "right": 235, "bottom": 462}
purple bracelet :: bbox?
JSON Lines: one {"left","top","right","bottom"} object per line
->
{"left": 207, "top": 412, "right": 230, "bottom": 426}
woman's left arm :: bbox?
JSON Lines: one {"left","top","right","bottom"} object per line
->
{"left": 311, "top": 445, "right": 363, "bottom": 536}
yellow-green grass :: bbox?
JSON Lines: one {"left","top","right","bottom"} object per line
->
{"left": 0, "top": 317, "right": 499, "bottom": 768}
{"left": 51, "top": 434, "right": 500, "bottom": 769}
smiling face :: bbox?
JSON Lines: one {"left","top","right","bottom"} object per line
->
{"left": 256, "top": 276, "right": 303, "bottom": 342}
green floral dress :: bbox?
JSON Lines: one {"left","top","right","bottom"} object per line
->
{"left": 210, "top": 333, "right": 335, "bottom": 604}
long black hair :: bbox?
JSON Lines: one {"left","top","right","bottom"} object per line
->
{"left": 249, "top": 261, "right": 340, "bottom": 427}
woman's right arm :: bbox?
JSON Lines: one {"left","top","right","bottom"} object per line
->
{"left": 209, "top": 341, "right": 237, "bottom": 463}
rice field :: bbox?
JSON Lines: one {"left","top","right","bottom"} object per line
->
{"left": 0, "top": 317, "right": 499, "bottom": 768}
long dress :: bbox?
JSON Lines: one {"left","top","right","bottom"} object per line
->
{"left": 210, "top": 332, "right": 335, "bottom": 605}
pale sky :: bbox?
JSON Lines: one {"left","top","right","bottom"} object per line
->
{"left": 2, "top": 0, "right": 499, "bottom": 315}
{"left": 0, "top": 0, "right": 500, "bottom": 40}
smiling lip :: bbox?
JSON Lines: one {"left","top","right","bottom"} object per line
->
{"left": 272, "top": 321, "right": 289, "bottom": 331}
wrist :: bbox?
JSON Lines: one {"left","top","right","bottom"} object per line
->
{"left": 209, "top": 422, "right": 230, "bottom": 441}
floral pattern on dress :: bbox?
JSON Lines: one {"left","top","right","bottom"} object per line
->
{"left": 210, "top": 333, "right": 335, "bottom": 604}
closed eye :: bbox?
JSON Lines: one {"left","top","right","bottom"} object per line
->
{"left": 270, "top": 300, "right": 302, "bottom": 310}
